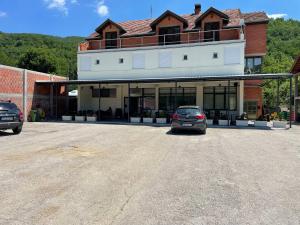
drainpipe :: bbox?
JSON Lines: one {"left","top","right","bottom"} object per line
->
{"left": 290, "top": 77, "right": 293, "bottom": 128}
{"left": 22, "top": 69, "right": 28, "bottom": 122}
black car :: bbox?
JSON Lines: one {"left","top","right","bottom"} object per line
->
{"left": 171, "top": 106, "right": 207, "bottom": 134}
{"left": 0, "top": 101, "right": 24, "bottom": 134}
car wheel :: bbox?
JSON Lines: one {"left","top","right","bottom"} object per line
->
{"left": 171, "top": 128, "right": 177, "bottom": 134}
{"left": 12, "top": 126, "right": 22, "bottom": 135}
{"left": 201, "top": 129, "right": 207, "bottom": 135}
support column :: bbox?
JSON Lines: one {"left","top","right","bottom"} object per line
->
{"left": 128, "top": 83, "right": 130, "bottom": 122}
{"left": 196, "top": 84, "right": 203, "bottom": 108}
{"left": 22, "top": 69, "right": 28, "bottom": 121}
{"left": 290, "top": 77, "right": 293, "bottom": 128}
{"left": 276, "top": 79, "right": 280, "bottom": 113}
{"left": 227, "top": 80, "right": 230, "bottom": 126}
{"left": 174, "top": 82, "right": 178, "bottom": 111}
{"left": 98, "top": 83, "right": 101, "bottom": 121}
{"left": 155, "top": 85, "right": 159, "bottom": 111}
{"left": 239, "top": 80, "right": 244, "bottom": 116}
{"left": 50, "top": 84, "right": 54, "bottom": 118}
{"left": 55, "top": 84, "right": 58, "bottom": 120}
{"left": 295, "top": 75, "right": 299, "bottom": 122}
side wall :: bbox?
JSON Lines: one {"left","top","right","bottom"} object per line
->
{"left": 0, "top": 65, "right": 66, "bottom": 120}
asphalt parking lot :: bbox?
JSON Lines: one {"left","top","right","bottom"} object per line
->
{"left": 0, "top": 123, "right": 299, "bottom": 225}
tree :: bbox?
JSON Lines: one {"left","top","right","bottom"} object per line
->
{"left": 18, "top": 49, "right": 58, "bottom": 74}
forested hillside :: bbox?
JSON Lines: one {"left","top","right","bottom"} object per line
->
{"left": 0, "top": 32, "right": 83, "bottom": 79}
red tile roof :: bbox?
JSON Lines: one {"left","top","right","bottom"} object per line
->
{"left": 88, "top": 9, "right": 268, "bottom": 39}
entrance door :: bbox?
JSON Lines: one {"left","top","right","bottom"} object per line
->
{"left": 124, "top": 97, "right": 142, "bottom": 117}
{"left": 244, "top": 101, "right": 258, "bottom": 120}
{"left": 204, "top": 22, "right": 220, "bottom": 42}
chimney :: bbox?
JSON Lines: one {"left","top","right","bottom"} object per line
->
{"left": 194, "top": 4, "right": 201, "bottom": 15}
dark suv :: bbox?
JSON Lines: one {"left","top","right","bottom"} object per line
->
{"left": 0, "top": 101, "right": 24, "bottom": 134}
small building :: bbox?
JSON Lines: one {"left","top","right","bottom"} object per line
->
{"left": 291, "top": 56, "right": 300, "bottom": 122}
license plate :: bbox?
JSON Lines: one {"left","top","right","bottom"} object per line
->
{"left": 182, "top": 123, "right": 193, "bottom": 127}
{"left": 1, "top": 117, "right": 13, "bottom": 121}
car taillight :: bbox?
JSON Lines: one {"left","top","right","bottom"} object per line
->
{"left": 172, "top": 113, "right": 180, "bottom": 120}
{"left": 19, "top": 111, "right": 24, "bottom": 121}
{"left": 196, "top": 114, "right": 205, "bottom": 120}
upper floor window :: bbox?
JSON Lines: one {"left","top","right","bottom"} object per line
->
{"left": 159, "top": 26, "right": 181, "bottom": 45}
{"left": 204, "top": 22, "right": 220, "bottom": 42}
{"left": 105, "top": 32, "right": 118, "bottom": 49}
{"left": 245, "top": 57, "right": 262, "bottom": 74}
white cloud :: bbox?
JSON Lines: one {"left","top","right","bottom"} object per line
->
{"left": 97, "top": 1, "right": 109, "bottom": 17}
{"left": 44, "top": 0, "right": 79, "bottom": 15}
{"left": 267, "top": 13, "right": 288, "bottom": 19}
{"left": 0, "top": 11, "right": 7, "bottom": 17}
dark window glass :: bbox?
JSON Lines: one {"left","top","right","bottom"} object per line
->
{"left": 204, "top": 22, "right": 220, "bottom": 42}
{"left": 92, "top": 88, "right": 117, "bottom": 98}
{"left": 159, "top": 26, "right": 181, "bottom": 45}
{"left": 245, "top": 57, "right": 262, "bottom": 74}
{"left": 176, "top": 108, "right": 200, "bottom": 115}
{"left": 105, "top": 32, "right": 118, "bottom": 49}
{"left": 0, "top": 103, "right": 18, "bottom": 110}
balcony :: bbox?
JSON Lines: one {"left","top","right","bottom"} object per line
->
{"left": 79, "top": 28, "right": 243, "bottom": 52}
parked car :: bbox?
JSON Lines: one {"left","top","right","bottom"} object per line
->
{"left": 0, "top": 101, "right": 24, "bottom": 134}
{"left": 171, "top": 106, "right": 207, "bottom": 134}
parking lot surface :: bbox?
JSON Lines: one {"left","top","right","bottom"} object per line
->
{"left": 0, "top": 123, "right": 299, "bottom": 225}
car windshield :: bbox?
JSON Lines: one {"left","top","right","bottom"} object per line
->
{"left": 176, "top": 108, "right": 200, "bottom": 115}
{"left": 0, "top": 103, "right": 18, "bottom": 110}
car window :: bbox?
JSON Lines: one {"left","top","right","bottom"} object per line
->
{"left": 0, "top": 103, "right": 18, "bottom": 110}
{"left": 176, "top": 108, "right": 200, "bottom": 115}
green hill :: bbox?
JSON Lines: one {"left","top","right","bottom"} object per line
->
{"left": 0, "top": 32, "right": 84, "bottom": 79}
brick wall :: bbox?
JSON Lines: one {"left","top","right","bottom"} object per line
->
{"left": 245, "top": 23, "right": 267, "bottom": 56}
{"left": 244, "top": 86, "right": 263, "bottom": 118}
{"left": 0, "top": 65, "right": 66, "bottom": 121}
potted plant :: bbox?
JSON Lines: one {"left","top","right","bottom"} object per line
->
{"left": 62, "top": 114, "right": 73, "bottom": 121}
{"left": 143, "top": 110, "right": 154, "bottom": 123}
{"left": 255, "top": 116, "right": 268, "bottom": 127}
{"left": 236, "top": 112, "right": 249, "bottom": 127}
{"left": 156, "top": 110, "right": 167, "bottom": 124}
{"left": 86, "top": 110, "right": 97, "bottom": 122}
{"left": 273, "top": 112, "right": 287, "bottom": 128}
{"left": 130, "top": 112, "right": 141, "bottom": 123}
{"left": 75, "top": 111, "right": 86, "bottom": 122}
{"left": 218, "top": 114, "right": 230, "bottom": 126}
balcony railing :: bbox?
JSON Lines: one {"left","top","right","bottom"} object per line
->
{"left": 79, "top": 28, "right": 243, "bottom": 51}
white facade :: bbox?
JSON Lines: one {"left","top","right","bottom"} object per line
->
{"left": 78, "top": 40, "right": 245, "bottom": 80}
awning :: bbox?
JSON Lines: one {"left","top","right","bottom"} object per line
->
{"left": 36, "top": 73, "right": 293, "bottom": 85}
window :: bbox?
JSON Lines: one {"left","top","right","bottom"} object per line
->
{"left": 105, "top": 32, "right": 118, "bottom": 49}
{"left": 159, "top": 26, "right": 181, "bottom": 45}
{"left": 119, "top": 58, "right": 124, "bottom": 64}
{"left": 244, "top": 101, "right": 258, "bottom": 119}
{"left": 79, "top": 56, "right": 92, "bottom": 71}
{"left": 183, "top": 55, "right": 188, "bottom": 61}
{"left": 96, "top": 59, "right": 100, "bottom": 65}
{"left": 245, "top": 57, "right": 262, "bottom": 74}
{"left": 213, "top": 52, "right": 218, "bottom": 59}
{"left": 224, "top": 47, "right": 241, "bottom": 65}
{"left": 204, "top": 22, "right": 220, "bottom": 42}
{"left": 159, "top": 52, "right": 172, "bottom": 68}
{"left": 92, "top": 88, "right": 117, "bottom": 98}
{"left": 159, "top": 87, "right": 196, "bottom": 111}
{"left": 133, "top": 53, "right": 145, "bottom": 69}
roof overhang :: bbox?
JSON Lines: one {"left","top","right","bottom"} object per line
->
{"left": 95, "top": 19, "right": 126, "bottom": 35}
{"left": 36, "top": 74, "right": 293, "bottom": 85}
{"left": 291, "top": 56, "right": 300, "bottom": 74}
{"left": 195, "top": 7, "right": 230, "bottom": 26}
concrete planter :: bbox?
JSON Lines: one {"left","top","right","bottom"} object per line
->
{"left": 206, "top": 119, "right": 213, "bottom": 125}
{"left": 255, "top": 121, "right": 268, "bottom": 127}
{"left": 75, "top": 116, "right": 85, "bottom": 122}
{"left": 62, "top": 115, "right": 72, "bottom": 121}
{"left": 86, "top": 116, "right": 97, "bottom": 122}
{"left": 143, "top": 118, "right": 154, "bottom": 123}
{"left": 156, "top": 118, "right": 167, "bottom": 124}
{"left": 130, "top": 117, "right": 141, "bottom": 123}
{"left": 219, "top": 120, "right": 230, "bottom": 126}
{"left": 273, "top": 121, "right": 287, "bottom": 129}
{"left": 236, "top": 120, "right": 249, "bottom": 127}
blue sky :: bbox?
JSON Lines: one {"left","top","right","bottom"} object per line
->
{"left": 0, "top": 0, "right": 299, "bottom": 37}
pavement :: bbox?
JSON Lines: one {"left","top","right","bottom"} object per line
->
{"left": 0, "top": 122, "right": 299, "bottom": 225}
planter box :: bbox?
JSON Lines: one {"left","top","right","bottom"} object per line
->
{"left": 206, "top": 119, "right": 213, "bottom": 125}
{"left": 219, "top": 120, "right": 230, "bottom": 126}
{"left": 236, "top": 120, "right": 249, "bottom": 127}
{"left": 75, "top": 116, "right": 85, "bottom": 122}
{"left": 273, "top": 121, "right": 287, "bottom": 129}
{"left": 255, "top": 121, "right": 268, "bottom": 127}
{"left": 156, "top": 118, "right": 167, "bottom": 124}
{"left": 130, "top": 117, "right": 141, "bottom": 123}
{"left": 62, "top": 115, "right": 72, "bottom": 121}
{"left": 86, "top": 116, "right": 97, "bottom": 122}
{"left": 143, "top": 118, "right": 154, "bottom": 123}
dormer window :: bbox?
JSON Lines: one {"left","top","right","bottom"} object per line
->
{"left": 204, "top": 22, "right": 220, "bottom": 42}
{"left": 105, "top": 32, "right": 118, "bottom": 49}
{"left": 159, "top": 26, "right": 181, "bottom": 45}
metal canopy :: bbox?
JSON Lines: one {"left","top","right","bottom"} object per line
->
{"left": 36, "top": 73, "right": 293, "bottom": 85}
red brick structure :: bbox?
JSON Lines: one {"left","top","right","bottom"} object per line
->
{"left": 0, "top": 65, "right": 66, "bottom": 121}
